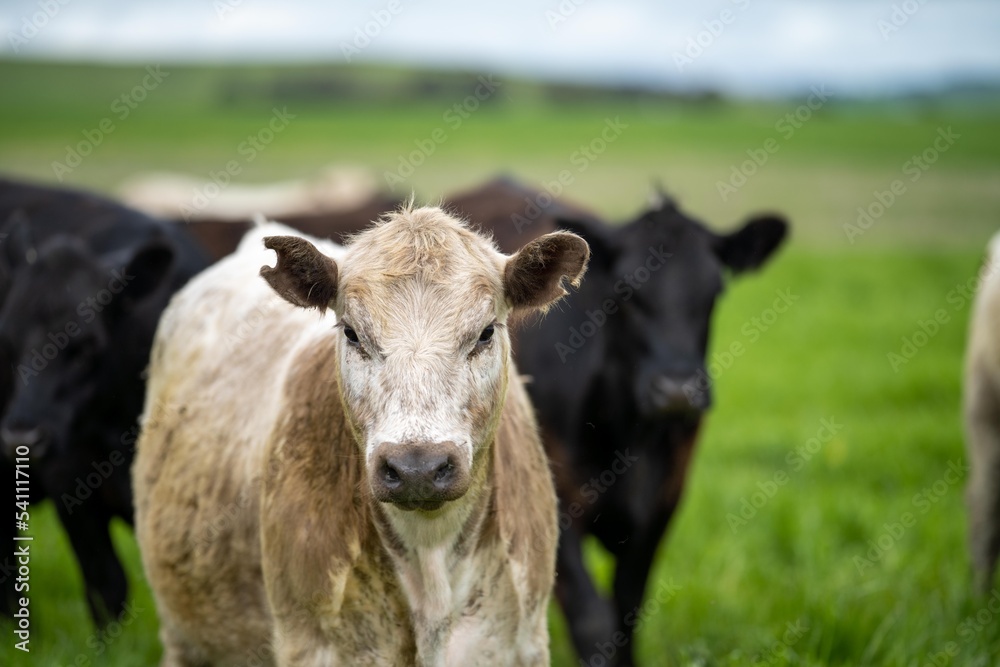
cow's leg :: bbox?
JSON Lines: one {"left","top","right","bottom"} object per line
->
{"left": 55, "top": 499, "right": 128, "bottom": 625}
{"left": 157, "top": 619, "right": 214, "bottom": 667}
{"left": 611, "top": 511, "right": 672, "bottom": 667}
{"left": 555, "top": 526, "right": 616, "bottom": 665}
{"left": 158, "top": 647, "right": 211, "bottom": 667}
{"left": 966, "top": 366, "right": 1000, "bottom": 593}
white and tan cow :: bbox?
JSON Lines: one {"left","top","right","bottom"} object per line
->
{"left": 966, "top": 231, "right": 1000, "bottom": 593}
{"left": 118, "top": 165, "right": 378, "bottom": 221}
{"left": 133, "top": 205, "right": 588, "bottom": 666}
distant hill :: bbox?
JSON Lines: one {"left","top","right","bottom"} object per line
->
{"left": 0, "top": 58, "right": 733, "bottom": 114}
{"left": 3, "top": 58, "right": 998, "bottom": 118}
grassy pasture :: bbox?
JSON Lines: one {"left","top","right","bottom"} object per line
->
{"left": 1, "top": 60, "right": 999, "bottom": 666}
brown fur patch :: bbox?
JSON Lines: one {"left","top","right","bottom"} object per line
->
{"left": 490, "top": 366, "right": 558, "bottom": 602}
{"left": 261, "top": 333, "right": 371, "bottom": 612}
{"left": 504, "top": 231, "right": 589, "bottom": 312}
{"left": 260, "top": 235, "right": 339, "bottom": 311}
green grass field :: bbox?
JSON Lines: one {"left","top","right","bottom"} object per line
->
{"left": 1, "top": 60, "right": 999, "bottom": 666}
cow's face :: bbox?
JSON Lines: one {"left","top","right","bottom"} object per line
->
{"left": 0, "top": 235, "right": 173, "bottom": 462}
{"left": 562, "top": 202, "right": 786, "bottom": 418}
{"left": 262, "top": 206, "right": 588, "bottom": 512}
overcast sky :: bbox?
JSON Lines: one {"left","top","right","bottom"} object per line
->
{"left": 2, "top": 0, "right": 998, "bottom": 97}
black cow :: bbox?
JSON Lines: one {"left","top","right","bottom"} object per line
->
{"left": 451, "top": 179, "right": 787, "bottom": 666}
{"left": 446, "top": 175, "right": 599, "bottom": 252}
{"left": 0, "top": 178, "right": 209, "bottom": 625}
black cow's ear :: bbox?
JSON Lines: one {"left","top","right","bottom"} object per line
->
{"left": 0, "top": 210, "right": 35, "bottom": 272}
{"left": 260, "top": 235, "right": 339, "bottom": 312}
{"left": 714, "top": 214, "right": 788, "bottom": 274}
{"left": 504, "top": 230, "right": 589, "bottom": 313}
{"left": 105, "top": 240, "right": 175, "bottom": 310}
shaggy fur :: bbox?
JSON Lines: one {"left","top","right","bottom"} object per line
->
{"left": 134, "top": 206, "right": 588, "bottom": 666}
{"left": 966, "top": 231, "right": 1000, "bottom": 593}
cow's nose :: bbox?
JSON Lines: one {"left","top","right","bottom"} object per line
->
{"left": 647, "top": 375, "right": 711, "bottom": 415}
{"left": 371, "top": 441, "right": 470, "bottom": 511}
{"left": 0, "top": 426, "right": 49, "bottom": 461}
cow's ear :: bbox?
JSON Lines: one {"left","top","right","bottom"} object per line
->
{"left": 714, "top": 214, "right": 788, "bottom": 274}
{"left": 0, "top": 210, "right": 35, "bottom": 272}
{"left": 104, "top": 240, "right": 176, "bottom": 310}
{"left": 504, "top": 230, "right": 589, "bottom": 312}
{"left": 555, "top": 216, "right": 615, "bottom": 269}
{"left": 261, "top": 235, "right": 339, "bottom": 312}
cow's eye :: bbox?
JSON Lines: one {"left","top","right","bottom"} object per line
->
{"left": 477, "top": 324, "right": 494, "bottom": 345}
{"left": 343, "top": 325, "right": 360, "bottom": 346}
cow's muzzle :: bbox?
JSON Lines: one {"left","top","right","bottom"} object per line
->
{"left": 0, "top": 425, "right": 51, "bottom": 462}
{"left": 371, "top": 441, "right": 470, "bottom": 511}
{"left": 644, "top": 374, "right": 712, "bottom": 416}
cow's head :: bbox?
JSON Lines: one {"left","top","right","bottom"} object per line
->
{"left": 261, "top": 206, "right": 588, "bottom": 513}
{"left": 0, "top": 228, "right": 174, "bottom": 462}
{"left": 559, "top": 198, "right": 786, "bottom": 418}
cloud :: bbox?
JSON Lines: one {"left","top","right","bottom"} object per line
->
{"left": 1, "top": 0, "right": 998, "bottom": 97}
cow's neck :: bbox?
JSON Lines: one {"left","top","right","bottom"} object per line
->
{"left": 373, "top": 476, "right": 494, "bottom": 664}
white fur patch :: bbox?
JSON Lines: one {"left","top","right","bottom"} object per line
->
{"left": 988, "top": 231, "right": 1000, "bottom": 267}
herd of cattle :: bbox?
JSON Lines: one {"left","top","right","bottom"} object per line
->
{"left": 0, "top": 171, "right": 996, "bottom": 665}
